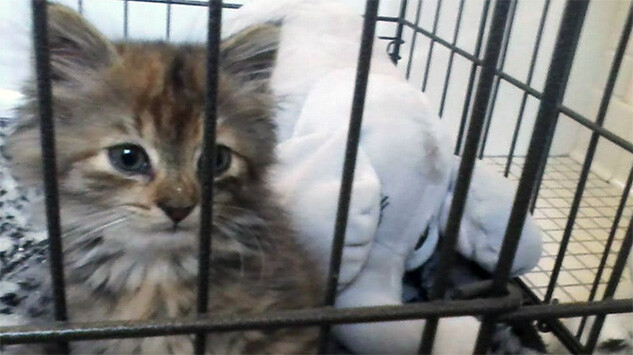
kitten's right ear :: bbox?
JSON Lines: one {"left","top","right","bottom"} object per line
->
{"left": 220, "top": 24, "right": 281, "bottom": 89}
{"left": 45, "top": 3, "right": 117, "bottom": 84}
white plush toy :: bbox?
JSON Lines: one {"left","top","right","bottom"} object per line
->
{"left": 226, "top": 1, "right": 543, "bottom": 353}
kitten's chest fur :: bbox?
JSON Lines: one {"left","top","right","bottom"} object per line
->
{"left": 64, "top": 246, "right": 199, "bottom": 322}
{"left": 62, "top": 250, "right": 237, "bottom": 354}
{"left": 111, "top": 269, "right": 193, "bottom": 321}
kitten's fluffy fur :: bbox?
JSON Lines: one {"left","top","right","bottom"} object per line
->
{"left": 5, "top": 4, "right": 320, "bottom": 354}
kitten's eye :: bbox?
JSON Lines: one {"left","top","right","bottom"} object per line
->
{"left": 107, "top": 144, "right": 151, "bottom": 175}
{"left": 198, "top": 145, "right": 232, "bottom": 176}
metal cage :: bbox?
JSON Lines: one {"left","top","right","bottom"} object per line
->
{"left": 0, "top": 0, "right": 632, "bottom": 354}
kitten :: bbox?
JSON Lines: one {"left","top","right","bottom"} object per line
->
{"left": 3, "top": 3, "right": 321, "bottom": 354}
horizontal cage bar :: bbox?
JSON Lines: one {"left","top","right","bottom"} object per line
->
{"left": 118, "top": 0, "right": 242, "bottom": 9}
{"left": 2, "top": 295, "right": 631, "bottom": 345}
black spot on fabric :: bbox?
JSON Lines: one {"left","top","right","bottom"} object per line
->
{"left": 0, "top": 292, "right": 20, "bottom": 306}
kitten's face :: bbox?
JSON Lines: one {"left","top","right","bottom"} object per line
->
{"left": 7, "top": 4, "right": 280, "bottom": 251}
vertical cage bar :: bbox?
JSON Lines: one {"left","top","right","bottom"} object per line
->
{"left": 437, "top": 0, "right": 465, "bottom": 117}
{"left": 390, "top": 0, "right": 408, "bottom": 64}
{"left": 478, "top": 0, "right": 518, "bottom": 158}
{"left": 31, "top": 1, "right": 69, "bottom": 353}
{"left": 420, "top": 0, "right": 443, "bottom": 92}
{"left": 166, "top": 0, "right": 172, "bottom": 40}
{"left": 577, "top": 166, "right": 633, "bottom": 338}
{"left": 317, "top": 1, "right": 380, "bottom": 352}
{"left": 472, "top": 1, "right": 589, "bottom": 352}
{"left": 123, "top": 0, "right": 129, "bottom": 39}
{"left": 528, "top": 124, "right": 557, "bottom": 212}
{"left": 544, "top": 2, "right": 632, "bottom": 305}
{"left": 417, "top": 1, "right": 512, "bottom": 353}
{"left": 405, "top": 0, "right": 424, "bottom": 79}
{"left": 194, "top": 0, "right": 222, "bottom": 353}
{"left": 453, "top": 0, "right": 491, "bottom": 155}
{"left": 529, "top": 0, "right": 591, "bottom": 213}
{"left": 529, "top": 160, "right": 547, "bottom": 212}
{"left": 78, "top": 0, "right": 83, "bottom": 14}
{"left": 504, "top": 0, "right": 551, "bottom": 177}
{"left": 584, "top": 217, "right": 633, "bottom": 353}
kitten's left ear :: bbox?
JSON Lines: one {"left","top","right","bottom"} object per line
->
{"left": 220, "top": 24, "right": 281, "bottom": 87}
{"left": 45, "top": 3, "right": 118, "bottom": 85}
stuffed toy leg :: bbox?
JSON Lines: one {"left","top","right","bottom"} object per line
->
{"left": 334, "top": 242, "right": 483, "bottom": 354}
{"left": 418, "top": 157, "right": 543, "bottom": 276}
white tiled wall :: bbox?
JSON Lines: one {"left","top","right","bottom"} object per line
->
{"left": 397, "top": 0, "right": 572, "bottom": 156}
{"left": 390, "top": 0, "right": 632, "bottom": 188}
{"left": 569, "top": 0, "right": 633, "bottom": 189}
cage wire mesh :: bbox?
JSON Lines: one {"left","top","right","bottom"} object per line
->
{"left": 0, "top": 0, "right": 632, "bottom": 354}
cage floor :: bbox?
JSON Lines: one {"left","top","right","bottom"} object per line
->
{"left": 483, "top": 156, "right": 632, "bottom": 303}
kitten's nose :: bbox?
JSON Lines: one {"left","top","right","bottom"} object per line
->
{"left": 159, "top": 204, "right": 194, "bottom": 224}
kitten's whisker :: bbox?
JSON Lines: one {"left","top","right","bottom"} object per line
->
{"left": 65, "top": 219, "right": 127, "bottom": 256}
{"left": 247, "top": 230, "right": 267, "bottom": 281}
{"left": 214, "top": 214, "right": 269, "bottom": 280}
{"left": 64, "top": 213, "right": 121, "bottom": 238}
{"left": 233, "top": 70, "right": 274, "bottom": 82}
{"left": 64, "top": 216, "right": 126, "bottom": 250}
{"left": 213, "top": 222, "right": 247, "bottom": 278}
{"left": 227, "top": 45, "right": 280, "bottom": 63}
{"left": 63, "top": 204, "right": 134, "bottom": 235}
{"left": 78, "top": 217, "right": 127, "bottom": 238}
{"left": 63, "top": 208, "right": 122, "bottom": 232}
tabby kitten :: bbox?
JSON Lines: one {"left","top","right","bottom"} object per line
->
{"left": 4, "top": 3, "right": 320, "bottom": 354}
